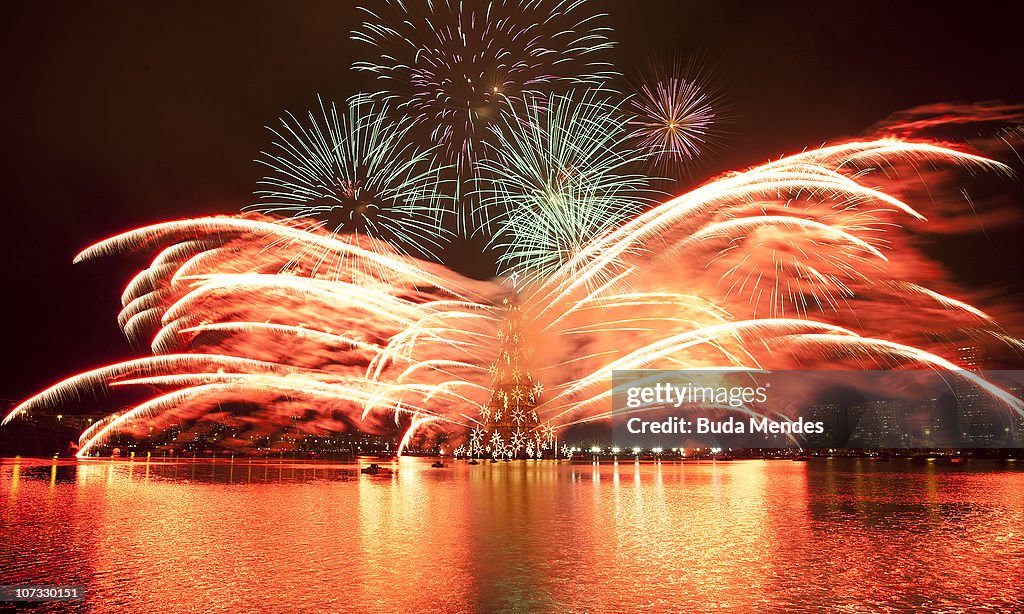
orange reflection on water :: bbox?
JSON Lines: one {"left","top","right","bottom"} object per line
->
{"left": 1, "top": 457, "right": 1023, "bottom": 612}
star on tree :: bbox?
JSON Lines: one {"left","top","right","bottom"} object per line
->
{"left": 510, "top": 429, "right": 527, "bottom": 451}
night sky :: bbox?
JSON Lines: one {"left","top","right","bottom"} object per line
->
{"left": 1, "top": 1, "right": 1022, "bottom": 403}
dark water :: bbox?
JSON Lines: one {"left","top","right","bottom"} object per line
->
{"left": 2, "top": 457, "right": 1023, "bottom": 612}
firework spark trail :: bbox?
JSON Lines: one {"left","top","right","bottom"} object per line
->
{"left": 4, "top": 140, "right": 1023, "bottom": 456}
{"left": 533, "top": 141, "right": 1008, "bottom": 308}
{"left": 76, "top": 216, "right": 476, "bottom": 297}
{"left": 516, "top": 140, "right": 1022, "bottom": 428}
{"left": 3, "top": 215, "right": 505, "bottom": 454}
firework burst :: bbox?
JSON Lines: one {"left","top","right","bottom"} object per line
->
{"left": 351, "top": 0, "right": 616, "bottom": 202}
{"left": 626, "top": 55, "right": 727, "bottom": 176}
{"left": 248, "top": 95, "right": 456, "bottom": 276}
{"left": 475, "top": 89, "right": 660, "bottom": 285}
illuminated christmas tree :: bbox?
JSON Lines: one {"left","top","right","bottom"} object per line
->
{"left": 469, "top": 298, "right": 550, "bottom": 458}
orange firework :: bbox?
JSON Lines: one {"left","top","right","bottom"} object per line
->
{"left": 4, "top": 140, "right": 1023, "bottom": 457}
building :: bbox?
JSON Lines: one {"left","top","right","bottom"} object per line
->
{"left": 848, "top": 400, "right": 911, "bottom": 448}
{"left": 803, "top": 403, "right": 848, "bottom": 447}
{"left": 954, "top": 346, "right": 999, "bottom": 445}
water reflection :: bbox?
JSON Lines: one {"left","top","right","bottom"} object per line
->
{"left": 2, "top": 457, "right": 1023, "bottom": 612}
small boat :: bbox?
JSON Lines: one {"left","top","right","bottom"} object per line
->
{"left": 430, "top": 461, "right": 445, "bottom": 468}
{"left": 713, "top": 455, "right": 734, "bottom": 461}
{"left": 791, "top": 454, "right": 811, "bottom": 461}
{"left": 949, "top": 456, "right": 969, "bottom": 464}
{"left": 467, "top": 459, "right": 479, "bottom": 465}
{"left": 871, "top": 453, "right": 890, "bottom": 462}
{"left": 360, "top": 463, "right": 393, "bottom": 475}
